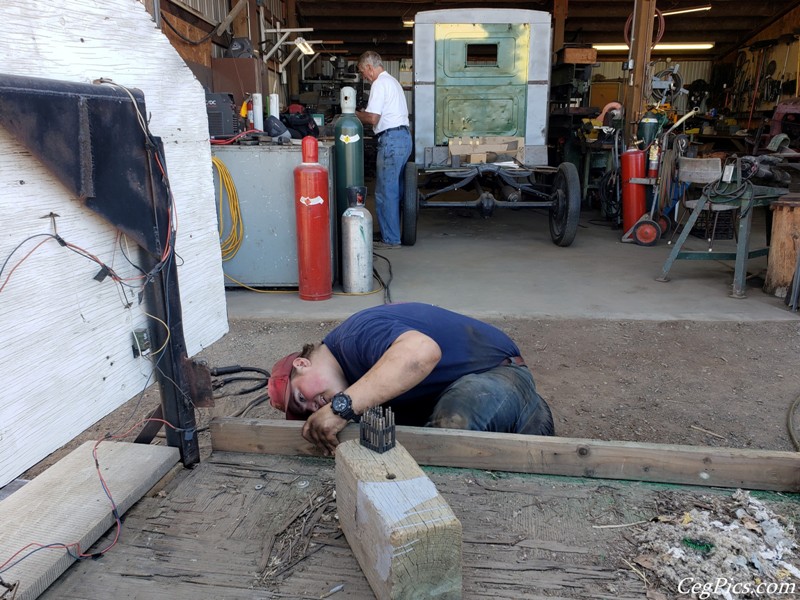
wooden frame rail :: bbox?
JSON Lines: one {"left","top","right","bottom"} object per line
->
{"left": 209, "top": 418, "right": 800, "bottom": 492}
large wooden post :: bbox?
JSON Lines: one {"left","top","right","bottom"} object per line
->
{"left": 624, "top": 0, "right": 656, "bottom": 143}
{"left": 553, "top": 0, "right": 568, "bottom": 53}
{"left": 764, "top": 199, "right": 800, "bottom": 297}
{"left": 336, "top": 440, "right": 462, "bottom": 599}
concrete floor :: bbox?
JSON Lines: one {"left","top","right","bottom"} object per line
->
{"left": 225, "top": 205, "right": 798, "bottom": 323}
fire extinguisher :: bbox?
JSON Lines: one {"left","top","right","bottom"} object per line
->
{"left": 294, "top": 136, "right": 332, "bottom": 301}
{"left": 647, "top": 142, "right": 661, "bottom": 179}
{"left": 621, "top": 148, "right": 646, "bottom": 234}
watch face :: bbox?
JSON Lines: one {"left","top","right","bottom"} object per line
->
{"left": 331, "top": 394, "right": 348, "bottom": 414}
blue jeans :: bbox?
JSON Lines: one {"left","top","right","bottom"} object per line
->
{"left": 375, "top": 129, "right": 412, "bottom": 245}
{"left": 426, "top": 364, "right": 555, "bottom": 435}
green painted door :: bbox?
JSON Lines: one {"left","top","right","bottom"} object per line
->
{"left": 434, "top": 22, "right": 530, "bottom": 145}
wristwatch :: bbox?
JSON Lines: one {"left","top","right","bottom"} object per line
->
{"left": 331, "top": 392, "right": 360, "bottom": 422}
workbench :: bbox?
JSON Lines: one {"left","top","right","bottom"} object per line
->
{"left": 657, "top": 176, "right": 788, "bottom": 297}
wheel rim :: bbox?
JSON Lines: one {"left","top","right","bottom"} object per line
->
{"left": 635, "top": 223, "right": 659, "bottom": 244}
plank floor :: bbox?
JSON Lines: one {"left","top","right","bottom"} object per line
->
{"left": 38, "top": 450, "right": 798, "bottom": 599}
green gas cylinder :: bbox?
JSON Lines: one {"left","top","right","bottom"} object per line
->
{"left": 334, "top": 86, "right": 364, "bottom": 222}
{"left": 637, "top": 110, "right": 667, "bottom": 148}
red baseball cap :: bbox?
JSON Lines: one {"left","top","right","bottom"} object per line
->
{"left": 268, "top": 352, "right": 306, "bottom": 420}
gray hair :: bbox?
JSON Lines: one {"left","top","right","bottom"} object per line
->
{"left": 358, "top": 51, "right": 383, "bottom": 69}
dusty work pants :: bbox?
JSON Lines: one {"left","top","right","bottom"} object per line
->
{"left": 426, "top": 364, "right": 555, "bottom": 436}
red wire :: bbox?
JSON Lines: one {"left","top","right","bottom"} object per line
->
{"left": 210, "top": 128, "right": 261, "bottom": 145}
{"left": 0, "top": 237, "right": 53, "bottom": 293}
{"left": 153, "top": 152, "right": 177, "bottom": 261}
{"left": 0, "top": 417, "right": 180, "bottom": 569}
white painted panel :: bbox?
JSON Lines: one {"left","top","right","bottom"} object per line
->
{"left": 0, "top": 0, "right": 229, "bottom": 487}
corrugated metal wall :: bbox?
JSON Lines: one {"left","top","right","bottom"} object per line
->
{"left": 175, "top": 0, "right": 228, "bottom": 22}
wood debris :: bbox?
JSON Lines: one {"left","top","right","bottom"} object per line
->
{"left": 259, "top": 481, "right": 341, "bottom": 585}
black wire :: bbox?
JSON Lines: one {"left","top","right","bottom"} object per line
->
{"left": 372, "top": 253, "right": 393, "bottom": 304}
{"left": 210, "top": 365, "right": 269, "bottom": 377}
{"left": 160, "top": 12, "right": 216, "bottom": 46}
{"left": 0, "top": 233, "right": 54, "bottom": 279}
{"left": 117, "top": 235, "right": 147, "bottom": 276}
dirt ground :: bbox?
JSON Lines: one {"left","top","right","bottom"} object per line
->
{"left": 21, "top": 315, "right": 800, "bottom": 481}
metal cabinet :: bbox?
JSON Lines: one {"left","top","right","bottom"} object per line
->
{"left": 211, "top": 142, "right": 336, "bottom": 287}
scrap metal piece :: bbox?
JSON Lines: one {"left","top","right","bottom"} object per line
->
{"left": 359, "top": 406, "right": 396, "bottom": 453}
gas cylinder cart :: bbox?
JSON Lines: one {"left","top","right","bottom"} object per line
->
{"left": 401, "top": 8, "right": 581, "bottom": 247}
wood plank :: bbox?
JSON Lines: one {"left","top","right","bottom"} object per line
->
{"left": 0, "top": 441, "right": 179, "bottom": 600}
{"left": 336, "top": 440, "right": 462, "bottom": 599}
{"left": 209, "top": 418, "right": 800, "bottom": 492}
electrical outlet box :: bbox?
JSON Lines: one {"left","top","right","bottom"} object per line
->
{"left": 132, "top": 328, "right": 151, "bottom": 358}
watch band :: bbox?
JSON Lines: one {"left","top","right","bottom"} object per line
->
{"left": 331, "top": 392, "right": 360, "bottom": 422}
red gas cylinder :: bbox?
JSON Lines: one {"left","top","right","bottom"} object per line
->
{"left": 621, "top": 148, "right": 646, "bottom": 233}
{"left": 294, "top": 136, "right": 332, "bottom": 301}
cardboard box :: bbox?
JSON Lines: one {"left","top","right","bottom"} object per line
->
{"left": 556, "top": 46, "right": 597, "bottom": 65}
{"left": 448, "top": 136, "right": 524, "bottom": 164}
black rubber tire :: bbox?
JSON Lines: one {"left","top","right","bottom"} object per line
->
{"left": 549, "top": 162, "right": 581, "bottom": 247}
{"left": 632, "top": 220, "right": 661, "bottom": 246}
{"left": 401, "top": 161, "right": 418, "bottom": 246}
{"left": 657, "top": 213, "right": 672, "bottom": 237}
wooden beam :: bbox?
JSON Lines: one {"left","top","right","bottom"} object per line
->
{"left": 209, "top": 418, "right": 800, "bottom": 492}
{"left": 625, "top": 0, "right": 655, "bottom": 142}
{"left": 336, "top": 440, "right": 462, "bottom": 599}
{"left": 553, "top": 0, "right": 568, "bottom": 53}
{"left": 0, "top": 442, "right": 179, "bottom": 600}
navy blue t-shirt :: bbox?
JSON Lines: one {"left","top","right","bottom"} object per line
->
{"left": 322, "top": 303, "right": 520, "bottom": 412}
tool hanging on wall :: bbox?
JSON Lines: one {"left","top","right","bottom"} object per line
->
{"left": 762, "top": 59, "right": 781, "bottom": 104}
{"left": 730, "top": 51, "right": 749, "bottom": 113}
{"left": 776, "top": 33, "right": 798, "bottom": 104}
{"left": 747, "top": 40, "right": 774, "bottom": 130}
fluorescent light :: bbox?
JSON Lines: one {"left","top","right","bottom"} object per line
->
{"left": 592, "top": 42, "right": 714, "bottom": 51}
{"left": 402, "top": 19, "right": 415, "bottom": 28}
{"left": 294, "top": 37, "right": 314, "bottom": 55}
{"left": 661, "top": 4, "right": 712, "bottom": 17}
{"left": 406, "top": 40, "right": 413, "bottom": 45}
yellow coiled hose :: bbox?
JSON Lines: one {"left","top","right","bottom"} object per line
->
{"left": 212, "top": 156, "right": 243, "bottom": 261}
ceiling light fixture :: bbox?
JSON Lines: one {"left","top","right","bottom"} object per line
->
{"left": 406, "top": 40, "right": 414, "bottom": 45}
{"left": 593, "top": 42, "right": 714, "bottom": 51}
{"left": 402, "top": 19, "right": 415, "bottom": 28}
{"left": 294, "top": 37, "right": 315, "bottom": 55}
{"left": 661, "top": 4, "right": 712, "bottom": 17}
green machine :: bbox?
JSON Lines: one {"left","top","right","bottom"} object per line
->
{"left": 402, "top": 9, "right": 582, "bottom": 248}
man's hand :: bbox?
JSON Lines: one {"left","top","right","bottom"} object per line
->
{"left": 302, "top": 405, "right": 347, "bottom": 456}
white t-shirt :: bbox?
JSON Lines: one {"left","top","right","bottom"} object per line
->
{"left": 365, "top": 71, "right": 409, "bottom": 134}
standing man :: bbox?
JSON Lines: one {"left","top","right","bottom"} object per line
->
{"left": 356, "top": 51, "right": 412, "bottom": 249}
{"left": 268, "top": 302, "right": 555, "bottom": 455}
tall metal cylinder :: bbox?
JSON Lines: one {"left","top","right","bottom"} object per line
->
{"left": 342, "top": 185, "right": 373, "bottom": 293}
{"left": 621, "top": 148, "right": 646, "bottom": 233}
{"left": 334, "top": 86, "right": 364, "bottom": 222}
{"left": 294, "top": 137, "right": 332, "bottom": 301}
